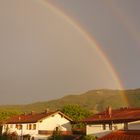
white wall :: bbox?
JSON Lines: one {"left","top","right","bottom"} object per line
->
{"left": 86, "top": 121, "right": 140, "bottom": 138}
{"left": 2, "top": 123, "right": 38, "bottom": 136}
{"left": 128, "top": 121, "right": 140, "bottom": 130}
{"left": 39, "top": 113, "right": 71, "bottom": 131}
{"left": 86, "top": 123, "right": 124, "bottom": 138}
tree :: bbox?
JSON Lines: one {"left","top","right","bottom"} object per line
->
{"left": 48, "top": 129, "right": 63, "bottom": 140}
{"left": 61, "top": 105, "right": 92, "bottom": 128}
{"left": 61, "top": 105, "right": 91, "bottom": 121}
{"left": 0, "top": 111, "right": 21, "bottom": 121}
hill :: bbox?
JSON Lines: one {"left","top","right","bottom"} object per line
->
{"left": 0, "top": 89, "right": 140, "bottom": 113}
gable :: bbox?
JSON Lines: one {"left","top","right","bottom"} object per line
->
{"left": 38, "top": 111, "right": 73, "bottom": 122}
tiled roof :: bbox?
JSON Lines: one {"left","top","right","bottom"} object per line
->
{"left": 82, "top": 107, "right": 140, "bottom": 124}
{"left": 5, "top": 111, "right": 72, "bottom": 124}
{"left": 97, "top": 130, "right": 140, "bottom": 140}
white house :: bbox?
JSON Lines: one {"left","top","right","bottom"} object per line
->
{"left": 82, "top": 107, "right": 140, "bottom": 138}
{"left": 2, "top": 110, "right": 72, "bottom": 140}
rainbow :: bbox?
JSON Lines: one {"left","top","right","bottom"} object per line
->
{"left": 40, "top": 0, "right": 129, "bottom": 106}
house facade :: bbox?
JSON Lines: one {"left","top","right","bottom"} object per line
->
{"left": 2, "top": 110, "right": 72, "bottom": 140}
{"left": 82, "top": 107, "right": 140, "bottom": 138}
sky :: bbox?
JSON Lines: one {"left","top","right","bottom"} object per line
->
{"left": 0, "top": 0, "right": 140, "bottom": 104}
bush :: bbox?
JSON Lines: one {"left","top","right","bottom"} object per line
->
{"left": 82, "top": 135, "right": 96, "bottom": 140}
{"left": 48, "top": 134, "right": 63, "bottom": 140}
{"left": 0, "top": 133, "right": 11, "bottom": 140}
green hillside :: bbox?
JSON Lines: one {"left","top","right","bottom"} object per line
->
{"left": 0, "top": 89, "right": 140, "bottom": 113}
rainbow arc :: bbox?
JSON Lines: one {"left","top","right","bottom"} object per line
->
{"left": 40, "top": 0, "right": 129, "bottom": 106}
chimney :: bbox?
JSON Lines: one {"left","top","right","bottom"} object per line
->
{"left": 18, "top": 117, "right": 21, "bottom": 120}
{"left": 107, "top": 106, "right": 112, "bottom": 118}
{"left": 44, "top": 108, "right": 49, "bottom": 114}
{"left": 31, "top": 111, "right": 35, "bottom": 115}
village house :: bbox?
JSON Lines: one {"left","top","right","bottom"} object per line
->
{"left": 2, "top": 110, "right": 73, "bottom": 140}
{"left": 82, "top": 107, "right": 140, "bottom": 138}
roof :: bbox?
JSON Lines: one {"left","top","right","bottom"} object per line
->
{"left": 5, "top": 111, "right": 72, "bottom": 124}
{"left": 97, "top": 130, "right": 140, "bottom": 140}
{"left": 82, "top": 107, "right": 140, "bottom": 124}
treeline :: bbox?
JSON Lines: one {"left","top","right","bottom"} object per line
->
{"left": 0, "top": 110, "right": 21, "bottom": 121}
{"left": 0, "top": 105, "right": 91, "bottom": 123}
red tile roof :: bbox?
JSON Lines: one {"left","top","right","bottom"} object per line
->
{"left": 82, "top": 107, "right": 140, "bottom": 124}
{"left": 97, "top": 130, "right": 140, "bottom": 140}
{"left": 5, "top": 111, "right": 72, "bottom": 124}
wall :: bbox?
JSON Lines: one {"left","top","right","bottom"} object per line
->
{"left": 128, "top": 121, "right": 140, "bottom": 130}
{"left": 86, "top": 123, "right": 124, "bottom": 138}
{"left": 2, "top": 123, "right": 38, "bottom": 136}
{"left": 39, "top": 113, "right": 72, "bottom": 131}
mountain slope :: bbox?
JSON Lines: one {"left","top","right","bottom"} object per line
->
{"left": 0, "top": 89, "right": 140, "bottom": 113}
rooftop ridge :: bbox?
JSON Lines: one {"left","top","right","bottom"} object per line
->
{"left": 82, "top": 107, "right": 140, "bottom": 124}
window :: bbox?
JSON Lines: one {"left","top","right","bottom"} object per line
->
{"left": 6, "top": 124, "right": 8, "bottom": 128}
{"left": 16, "top": 124, "right": 18, "bottom": 129}
{"left": 26, "top": 124, "right": 36, "bottom": 130}
{"left": 109, "top": 123, "right": 112, "bottom": 130}
{"left": 4, "top": 124, "right": 8, "bottom": 129}
{"left": 114, "top": 126, "right": 118, "bottom": 130}
{"left": 102, "top": 124, "right": 105, "bottom": 130}
{"left": 33, "top": 124, "right": 36, "bottom": 130}
{"left": 26, "top": 124, "right": 28, "bottom": 130}
{"left": 55, "top": 127, "right": 59, "bottom": 132}
{"left": 15, "top": 124, "right": 22, "bottom": 130}
{"left": 124, "top": 122, "right": 128, "bottom": 130}
{"left": 10, "top": 124, "right": 13, "bottom": 128}
{"left": 19, "top": 125, "right": 22, "bottom": 130}
{"left": 29, "top": 124, "right": 32, "bottom": 130}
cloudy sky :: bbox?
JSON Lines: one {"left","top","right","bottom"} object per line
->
{"left": 0, "top": 0, "right": 140, "bottom": 104}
